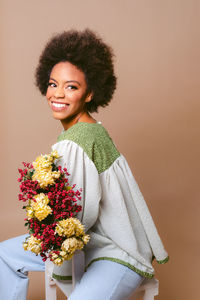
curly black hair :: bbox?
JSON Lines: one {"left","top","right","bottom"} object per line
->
{"left": 35, "top": 29, "right": 117, "bottom": 113}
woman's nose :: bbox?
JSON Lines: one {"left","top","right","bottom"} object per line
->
{"left": 54, "top": 87, "right": 65, "bottom": 98}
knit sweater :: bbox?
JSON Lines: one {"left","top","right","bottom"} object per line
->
{"left": 51, "top": 122, "right": 169, "bottom": 279}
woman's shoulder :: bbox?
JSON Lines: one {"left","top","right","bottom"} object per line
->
{"left": 56, "top": 122, "right": 120, "bottom": 174}
{"left": 57, "top": 122, "right": 106, "bottom": 143}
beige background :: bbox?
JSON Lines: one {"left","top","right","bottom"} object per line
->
{"left": 0, "top": 0, "right": 199, "bottom": 299}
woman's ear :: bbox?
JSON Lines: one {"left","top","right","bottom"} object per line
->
{"left": 85, "top": 92, "right": 93, "bottom": 103}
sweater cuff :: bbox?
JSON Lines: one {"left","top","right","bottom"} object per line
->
{"left": 152, "top": 255, "right": 169, "bottom": 264}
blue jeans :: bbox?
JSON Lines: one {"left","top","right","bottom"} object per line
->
{"left": 0, "top": 235, "right": 145, "bottom": 300}
{"left": 69, "top": 260, "right": 145, "bottom": 300}
{"left": 0, "top": 234, "right": 45, "bottom": 300}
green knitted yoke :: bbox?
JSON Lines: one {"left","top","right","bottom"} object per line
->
{"left": 57, "top": 122, "right": 120, "bottom": 174}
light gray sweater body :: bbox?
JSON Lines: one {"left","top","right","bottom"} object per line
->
{"left": 52, "top": 122, "right": 169, "bottom": 278}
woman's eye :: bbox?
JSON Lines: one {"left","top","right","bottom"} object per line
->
{"left": 67, "top": 85, "right": 78, "bottom": 90}
{"left": 48, "top": 82, "right": 56, "bottom": 87}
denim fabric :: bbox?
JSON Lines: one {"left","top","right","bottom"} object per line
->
{"left": 69, "top": 260, "right": 145, "bottom": 300}
{"left": 0, "top": 234, "right": 45, "bottom": 300}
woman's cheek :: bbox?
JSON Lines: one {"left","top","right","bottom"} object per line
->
{"left": 67, "top": 93, "right": 80, "bottom": 103}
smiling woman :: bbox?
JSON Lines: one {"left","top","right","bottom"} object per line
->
{"left": 35, "top": 29, "right": 116, "bottom": 114}
{"left": 46, "top": 61, "right": 94, "bottom": 130}
{"left": 0, "top": 29, "right": 169, "bottom": 300}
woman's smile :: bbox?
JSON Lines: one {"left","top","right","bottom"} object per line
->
{"left": 50, "top": 101, "right": 70, "bottom": 112}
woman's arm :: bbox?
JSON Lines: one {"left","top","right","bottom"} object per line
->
{"left": 52, "top": 139, "right": 102, "bottom": 232}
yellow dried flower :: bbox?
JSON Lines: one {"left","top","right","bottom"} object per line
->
{"left": 54, "top": 258, "right": 63, "bottom": 266}
{"left": 82, "top": 234, "right": 90, "bottom": 245}
{"left": 26, "top": 207, "right": 34, "bottom": 219}
{"left": 61, "top": 237, "right": 77, "bottom": 254}
{"left": 33, "top": 154, "right": 52, "bottom": 170}
{"left": 76, "top": 240, "right": 84, "bottom": 250}
{"left": 27, "top": 193, "right": 52, "bottom": 221}
{"left": 33, "top": 151, "right": 59, "bottom": 171}
{"left": 55, "top": 218, "right": 85, "bottom": 237}
{"left": 32, "top": 151, "right": 60, "bottom": 188}
{"left": 50, "top": 252, "right": 64, "bottom": 266}
{"left": 59, "top": 250, "right": 73, "bottom": 260}
{"left": 49, "top": 234, "right": 89, "bottom": 265}
{"left": 33, "top": 202, "right": 52, "bottom": 221}
{"left": 33, "top": 193, "right": 50, "bottom": 205}
{"left": 60, "top": 251, "right": 67, "bottom": 257}
{"left": 23, "top": 235, "right": 42, "bottom": 255}
{"left": 32, "top": 169, "right": 60, "bottom": 188}
{"left": 51, "top": 150, "right": 60, "bottom": 159}
{"left": 49, "top": 250, "right": 73, "bottom": 265}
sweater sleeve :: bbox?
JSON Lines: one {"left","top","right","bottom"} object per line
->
{"left": 51, "top": 139, "right": 102, "bottom": 232}
{"left": 98, "top": 154, "right": 169, "bottom": 266}
{"left": 118, "top": 154, "right": 169, "bottom": 263}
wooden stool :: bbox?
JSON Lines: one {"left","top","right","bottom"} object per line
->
{"left": 45, "top": 253, "right": 159, "bottom": 300}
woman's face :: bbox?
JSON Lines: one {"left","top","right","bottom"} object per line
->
{"left": 46, "top": 61, "right": 92, "bottom": 126}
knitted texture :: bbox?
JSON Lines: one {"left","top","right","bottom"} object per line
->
{"left": 57, "top": 122, "right": 120, "bottom": 174}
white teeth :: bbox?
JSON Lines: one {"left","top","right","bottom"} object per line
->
{"left": 52, "top": 102, "right": 67, "bottom": 108}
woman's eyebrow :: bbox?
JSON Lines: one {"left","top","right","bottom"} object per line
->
{"left": 49, "top": 78, "right": 80, "bottom": 86}
{"left": 66, "top": 80, "right": 81, "bottom": 86}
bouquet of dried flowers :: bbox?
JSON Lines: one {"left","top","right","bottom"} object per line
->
{"left": 18, "top": 150, "right": 89, "bottom": 266}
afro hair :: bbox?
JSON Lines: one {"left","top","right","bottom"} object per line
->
{"left": 35, "top": 29, "right": 117, "bottom": 113}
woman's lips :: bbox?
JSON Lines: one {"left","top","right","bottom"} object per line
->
{"left": 50, "top": 101, "right": 69, "bottom": 112}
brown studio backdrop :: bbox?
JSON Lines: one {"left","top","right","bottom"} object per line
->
{"left": 0, "top": 0, "right": 199, "bottom": 299}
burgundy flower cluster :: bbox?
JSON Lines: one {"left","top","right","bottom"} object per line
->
{"left": 18, "top": 159, "right": 82, "bottom": 262}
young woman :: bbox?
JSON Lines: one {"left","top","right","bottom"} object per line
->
{"left": 0, "top": 29, "right": 169, "bottom": 300}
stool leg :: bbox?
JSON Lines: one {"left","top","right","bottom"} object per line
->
{"left": 143, "top": 288, "right": 158, "bottom": 300}
{"left": 45, "top": 270, "right": 57, "bottom": 300}
{"left": 45, "top": 260, "right": 57, "bottom": 300}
